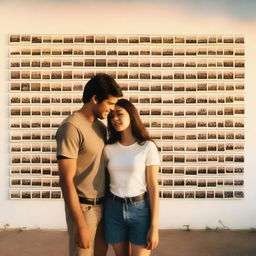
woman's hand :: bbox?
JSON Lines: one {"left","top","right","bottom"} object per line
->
{"left": 146, "top": 225, "right": 159, "bottom": 250}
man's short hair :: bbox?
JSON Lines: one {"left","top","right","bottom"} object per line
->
{"left": 82, "top": 74, "right": 123, "bottom": 103}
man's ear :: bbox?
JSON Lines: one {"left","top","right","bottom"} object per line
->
{"left": 92, "top": 95, "right": 98, "bottom": 104}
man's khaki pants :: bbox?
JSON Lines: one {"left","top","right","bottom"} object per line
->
{"left": 65, "top": 203, "right": 107, "bottom": 256}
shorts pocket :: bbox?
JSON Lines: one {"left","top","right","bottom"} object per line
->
{"left": 132, "top": 199, "right": 149, "bottom": 210}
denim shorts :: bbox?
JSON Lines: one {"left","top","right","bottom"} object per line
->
{"left": 104, "top": 196, "right": 151, "bottom": 246}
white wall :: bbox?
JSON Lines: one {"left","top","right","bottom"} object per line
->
{"left": 0, "top": 0, "right": 256, "bottom": 230}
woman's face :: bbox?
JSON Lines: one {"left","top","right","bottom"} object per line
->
{"left": 109, "top": 105, "right": 131, "bottom": 132}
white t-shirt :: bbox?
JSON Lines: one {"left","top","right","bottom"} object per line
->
{"left": 104, "top": 140, "right": 160, "bottom": 198}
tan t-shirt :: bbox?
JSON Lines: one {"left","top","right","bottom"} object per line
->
{"left": 56, "top": 111, "right": 107, "bottom": 198}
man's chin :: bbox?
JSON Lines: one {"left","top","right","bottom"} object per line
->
{"left": 97, "top": 113, "right": 108, "bottom": 119}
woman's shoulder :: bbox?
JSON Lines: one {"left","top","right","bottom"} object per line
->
{"left": 104, "top": 142, "right": 119, "bottom": 150}
{"left": 144, "top": 140, "right": 157, "bottom": 149}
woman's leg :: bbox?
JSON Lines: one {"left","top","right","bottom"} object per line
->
{"left": 112, "top": 241, "right": 130, "bottom": 256}
{"left": 130, "top": 243, "right": 151, "bottom": 256}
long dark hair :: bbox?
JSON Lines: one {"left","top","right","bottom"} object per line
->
{"left": 107, "top": 99, "right": 153, "bottom": 145}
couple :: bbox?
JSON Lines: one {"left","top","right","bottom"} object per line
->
{"left": 56, "top": 74, "right": 160, "bottom": 256}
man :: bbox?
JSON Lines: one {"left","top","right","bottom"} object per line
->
{"left": 56, "top": 74, "right": 123, "bottom": 256}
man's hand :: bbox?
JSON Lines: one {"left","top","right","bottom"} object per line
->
{"left": 77, "top": 226, "right": 92, "bottom": 249}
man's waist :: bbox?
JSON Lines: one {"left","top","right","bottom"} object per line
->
{"left": 78, "top": 196, "right": 105, "bottom": 205}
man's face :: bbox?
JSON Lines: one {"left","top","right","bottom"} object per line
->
{"left": 94, "top": 96, "right": 119, "bottom": 119}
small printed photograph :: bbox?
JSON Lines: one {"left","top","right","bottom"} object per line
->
{"left": 186, "top": 167, "right": 197, "bottom": 175}
{"left": 186, "top": 36, "right": 197, "bottom": 44}
{"left": 73, "top": 48, "right": 84, "bottom": 55}
{"left": 162, "top": 191, "right": 173, "bottom": 198}
{"left": 32, "top": 179, "right": 42, "bottom": 187}
{"left": 52, "top": 167, "right": 59, "bottom": 176}
{"left": 151, "top": 107, "right": 161, "bottom": 116}
{"left": 129, "top": 36, "right": 139, "bottom": 44}
{"left": 42, "top": 48, "right": 51, "bottom": 55}
{"left": 106, "top": 36, "right": 117, "bottom": 43}
{"left": 151, "top": 71, "right": 162, "bottom": 80}
{"left": 234, "top": 167, "right": 244, "bottom": 174}
{"left": 73, "top": 35, "right": 84, "bottom": 43}
{"left": 32, "top": 191, "right": 41, "bottom": 199}
{"left": 162, "top": 119, "right": 174, "bottom": 128}
{"left": 117, "top": 71, "right": 128, "bottom": 79}
{"left": 162, "top": 83, "right": 173, "bottom": 91}
{"left": 215, "top": 191, "right": 224, "bottom": 198}
{"left": 32, "top": 143, "right": 42, "bottom": 152}
{"left": 186, "top": 48, "right": 196, "bottom": 56}
{"left": 129, "top": 71, "right": 139, "bottom": 79}
{"left": 10, "top": 119, "right": 20, "bottom": 129}
{"left": 31, "top": 167, "right": 41, "bottom": 175}
{"left": 10, "top": 82, "right": 21, "bottom": 91}
{"left": 118, "top": 47, "right": 128, "bottom": 56}
{"left": 174, "top": 48, "right": 185, "bottom": 56}
{"left": 10, "top": 35, "right": 20, "bottom": 43}
{"left": 129, "top": 47, "right": 139, "bottom": 56}
{"left": 186, "top": 155, "right": 197, "bottom": 163}
{"left": 62, "top": 107, "right": 72, "bottom": 116}
{"left": 11, "top": 71, "right": 21, "bottom": 80}
{"left": 195, "top": 191, "right": 206, "bottom": 198}
{"left": 163, "top": 36, "right": 173, "bottom": 44}
{"left": 11, "top": 178, "right": 21, "bottom": 186}
{"left": 51, "top": 191, "right": 62, "bottom": 199}
{"left": 161, "top": 167, "right": 173, "bottom": 174}
{"left": 21, "top": 167, "right": 30, "bottom": 174}
{"left": 150, "top": 131, "right": 161, "bottom": 140}
{"left": 21, "top": 191, "right": 31, "bottom": 199}
{"left": 151, "top": 47, "right": 161, "bottom": 55}
{"left": 10, "top": 47, "right": 20, "bottom": 56}
{"left": 185, "top": 191, "right": 195, "bottom": 198}
{"left": 21, "top": 132, "right": 31, "bottom": 140}
{"left": 42, "top": 35, "right": 52, "bottom": 43}
{"left": 107, "top": 48, "right": 117, "bottom": 56}
{"left": 42, "top": 191, "right": 51, "bottom": 199}
{"left": 52, "top": 107, "right": 61, "bottom": 116}
{"left": 117, "top": 36, "right": 128, "bottom": 43}
{"left": 173, "top": 191, "right": 184, "bottom": 199}
{"left": 139, "top": 107, "right": 150, "bottom": 116}
{"left": 151, "top": 84, "right": 161, "bottom": 91}
{"left": 162, "top": 179, "right": 173, "bottom": 186}
{"left": 21, "top": 107, "right": 31, "bottom": 116}
{"left": 10, "top": 191, "right": 21, "bottom": 199}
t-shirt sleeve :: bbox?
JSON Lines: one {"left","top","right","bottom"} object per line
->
{"left": 145, "top": 141, "right": 160, "bottom": 166}
{"left": 56, "top": 123, "right": 80, "bottom": 159}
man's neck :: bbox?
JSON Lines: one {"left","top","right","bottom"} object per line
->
{"left": 79, "top": 104, "right": 96, "bottom": 122}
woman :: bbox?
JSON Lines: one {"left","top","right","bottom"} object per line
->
{"left": 104, "top": 99, "right": 160, "bottom": 256}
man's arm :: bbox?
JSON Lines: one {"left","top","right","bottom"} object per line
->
{"left": 58, "top": 158, "right": 92, "bottom": 249}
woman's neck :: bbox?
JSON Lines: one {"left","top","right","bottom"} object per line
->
{"left": 120, "top": 128, "right": 136, "bottom": 146}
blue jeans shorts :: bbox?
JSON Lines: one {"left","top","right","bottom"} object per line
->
{"left": 104, "top": 196, "right": 151, "bottom": 246}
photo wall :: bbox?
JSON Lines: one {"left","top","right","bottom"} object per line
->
{"left": 9, "top": 34, "right": 245, "bottom": 200}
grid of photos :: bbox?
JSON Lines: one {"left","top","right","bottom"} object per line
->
{"left": 9, "top": 34, "right": 245, "bottom": 200}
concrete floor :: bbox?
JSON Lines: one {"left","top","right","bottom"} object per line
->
{"left": 0, "top": 229, "right": 256, "bottom": 256}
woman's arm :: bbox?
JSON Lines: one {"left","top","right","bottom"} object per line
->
{"left": 146, "top": 164, "right": 159, "bottom": 250}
